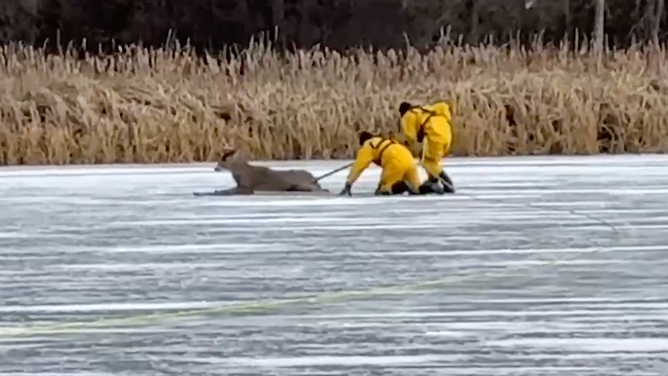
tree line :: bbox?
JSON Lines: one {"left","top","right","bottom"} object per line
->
{"left": 0, "top": 0, "right": 665, "bottom": 53}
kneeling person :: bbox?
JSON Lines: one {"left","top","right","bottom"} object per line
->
{"left": 339, "top": 131, "right": 421, "bottom": 196}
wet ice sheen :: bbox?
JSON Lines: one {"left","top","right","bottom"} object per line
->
{"left": 1, "top": 155, "right": 668, "bottom": 376}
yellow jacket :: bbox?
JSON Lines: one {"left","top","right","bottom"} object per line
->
{"left": 400, "top": 101, "right": 452, "bottom": 145}
{"left": 346, "top": 136, "right": 414, "bottom": 184}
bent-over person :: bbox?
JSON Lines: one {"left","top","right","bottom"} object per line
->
{"left": 339, "top": 131, "right": 423, "bottom": 196}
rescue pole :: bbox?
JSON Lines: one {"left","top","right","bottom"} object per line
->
{"left": 315, "top": 162, "right": 353, "bottom": 182}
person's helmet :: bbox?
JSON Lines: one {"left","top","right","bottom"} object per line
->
{"left": 359, "top": 131, "right": 373, "bottom": 145}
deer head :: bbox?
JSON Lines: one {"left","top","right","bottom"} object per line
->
{"left": 214, "top": 149, "right": 239, "bottom": 172}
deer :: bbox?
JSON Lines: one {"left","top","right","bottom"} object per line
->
{"left": 194, "top": 149, "right": 330, "bottom": 196}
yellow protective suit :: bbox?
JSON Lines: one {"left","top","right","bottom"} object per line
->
{"left": 346, "top": 136, "right": 421, "bottom": 194}
{"left": 400, "top": 101, "right": 453, "bottom": 179}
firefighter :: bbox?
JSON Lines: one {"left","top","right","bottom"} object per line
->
{"left": 398, "top": 101, "right": 456, "bottom": 193}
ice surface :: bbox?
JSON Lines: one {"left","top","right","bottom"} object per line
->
{"left": 1, "top": 155, "right": 668, "bottom": 376}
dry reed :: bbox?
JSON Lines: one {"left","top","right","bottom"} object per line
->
{"left": 1, "top": 39, "right": 668, "bottom": 165}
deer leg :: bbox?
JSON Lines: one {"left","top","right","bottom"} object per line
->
{"left": 287, "top": 183, "right": 314, "bottom": 192}
{"left": 212, "top": 186, "right": 254, "bottom": 195}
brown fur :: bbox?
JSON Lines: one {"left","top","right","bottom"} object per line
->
{"left": 208, "top": 149, "right": 329, "bottom": 195}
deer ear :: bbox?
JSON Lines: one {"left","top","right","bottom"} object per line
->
{"left": 221, "top": 149, "right": 237, "bottom": 160}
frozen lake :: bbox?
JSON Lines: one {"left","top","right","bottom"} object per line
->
{"left": 1, "top": 155, "right": 667, "bottom": 376}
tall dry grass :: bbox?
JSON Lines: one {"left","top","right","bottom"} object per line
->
{"left": 1, "top": 39, "right": 668, "bottom": 165}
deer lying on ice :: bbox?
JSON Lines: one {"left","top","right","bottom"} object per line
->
{"left": 194, "top": 149, "right": 330, "bottom": 196}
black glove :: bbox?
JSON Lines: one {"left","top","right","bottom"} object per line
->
{"left": 339, "top": 182, "right": 352, "bottom": 196}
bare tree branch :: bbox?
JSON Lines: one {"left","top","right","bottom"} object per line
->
{"left": 652, "top": 0, "right": 664, "bottom": 41}
{"left": 593, "top": 0, "right": 605, "bottom": 54}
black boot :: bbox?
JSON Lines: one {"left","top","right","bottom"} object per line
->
{"left": 374, "top": 183, "right": 392, "bottom": 196}
{"left": 389, "top": 181, "right": 421, "bottom": 195}
{"left": 390, "top": 181, "right": 408, "bottom": 195}
{"left": 418, "top": 177, "right": 445, "bottom": 195}
{"left": 405, "top": 184, "right": 421, "bottom": 195}
{"left": 439, "top": 171, "right": 455, "bottom": 193}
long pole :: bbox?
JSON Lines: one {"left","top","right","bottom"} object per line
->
{"left": 315, "top": 162, "right": 353, "bottom": 182}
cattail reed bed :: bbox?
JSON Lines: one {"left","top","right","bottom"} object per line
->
{"left": 0, "top": 41, "right": 667, "bottom": 165}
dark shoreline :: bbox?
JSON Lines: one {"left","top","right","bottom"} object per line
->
{"left": 2, "top": 0, "right": 664, "bottom": 56}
